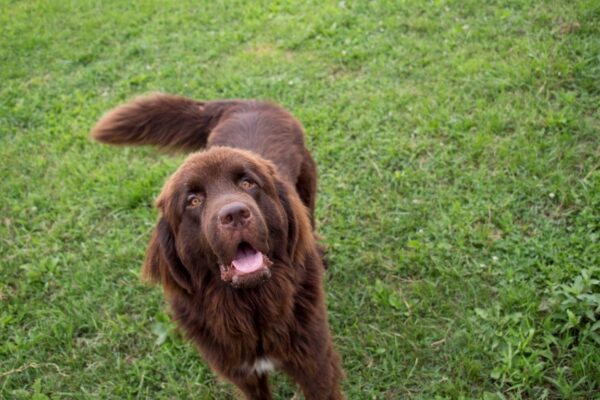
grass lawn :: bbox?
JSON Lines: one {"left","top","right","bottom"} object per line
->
{"left": 1, "top": 0, "right": 599, "bottom": 398}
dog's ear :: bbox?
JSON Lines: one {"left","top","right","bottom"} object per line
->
{"left": 275, "top": 179, "right": 313, "bottom": 264}
{"left": 141, "top": 227, "right": 162, "bottom": 284}
{"left": 141, "top": 218, "right": 193, "bottom": 295}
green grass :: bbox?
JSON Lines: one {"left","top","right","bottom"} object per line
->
{"left": 1, "top": 0, "right": 599, "bottom": 398}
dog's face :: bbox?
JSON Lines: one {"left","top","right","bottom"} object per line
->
{"left": 144, "top": 147, "right": 306, "bottom": 294}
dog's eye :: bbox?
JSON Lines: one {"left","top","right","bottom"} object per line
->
{"left": 239, "top": 178, "right": 256, "bottom": 190}
{"left": 186, "top": 194, "right": 203, "bottom": 208}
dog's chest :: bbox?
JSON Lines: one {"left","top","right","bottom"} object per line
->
{"left": 241, "top": 357, "right": 275, "bottom": 375}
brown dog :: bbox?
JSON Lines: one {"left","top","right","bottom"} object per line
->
{"left": 91, "top": 94, "right": 344, "bottom": 399}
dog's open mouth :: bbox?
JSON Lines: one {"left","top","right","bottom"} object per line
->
{"left": 220, "top": 242, "right": 272, "bottom": 288}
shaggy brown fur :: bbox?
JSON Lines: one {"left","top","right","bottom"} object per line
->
{"left": 91, "top": 93, "right": 344, "bottom": 399}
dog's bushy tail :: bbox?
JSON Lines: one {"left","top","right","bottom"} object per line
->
{"left": 91, "top": 93, "right": 243, "bottom": 152}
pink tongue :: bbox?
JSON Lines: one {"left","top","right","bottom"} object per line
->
{"left": 232, "top": 246, "right": 264, "bottom": 273}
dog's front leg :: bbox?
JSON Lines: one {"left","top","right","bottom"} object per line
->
{"left": 228, "top": 372, "right": 272, "bottom": 400}
{"left": 282, "top": 348, "right": 344, "bottom": 400}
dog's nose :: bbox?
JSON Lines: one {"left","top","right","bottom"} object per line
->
{"left": 218, "top": 202, "right": 252, "bottom": 229}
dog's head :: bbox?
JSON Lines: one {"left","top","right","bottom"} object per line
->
{"left": 143, "top": 147, "right": 312, "bottom": 295}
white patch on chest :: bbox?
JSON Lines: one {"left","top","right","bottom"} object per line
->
{"left": 243, "top": 357, "right": 275, "bottom": 375}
